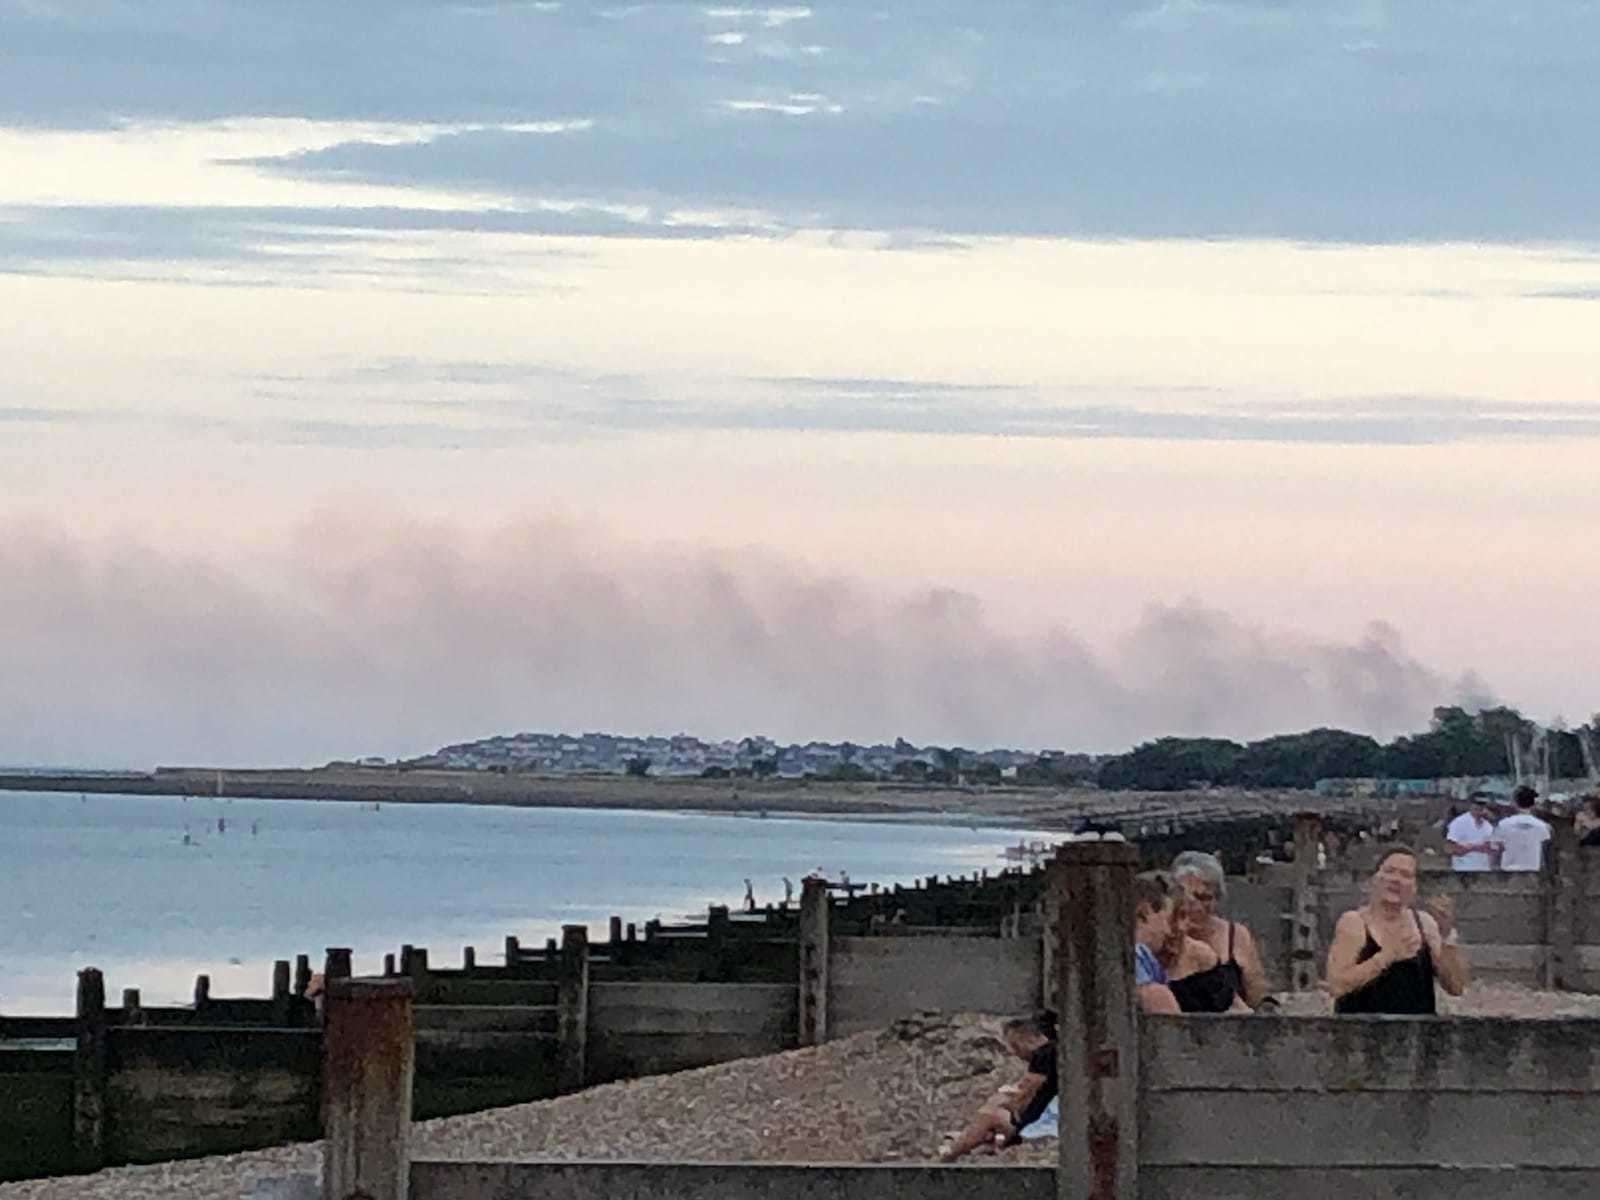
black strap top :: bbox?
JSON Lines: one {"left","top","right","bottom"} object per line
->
{"left": 1334, "top": 912, "right": 1437, "bottom": 1015}
{"left": 1169, "top": 922, "right": 1243, "bottom": 1014}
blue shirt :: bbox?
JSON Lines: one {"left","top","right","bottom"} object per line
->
{"left": 1134, "top": 943, "right": 1168, "bottom": 986}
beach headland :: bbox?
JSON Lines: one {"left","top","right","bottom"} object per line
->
{"left": 0, "top": 766, "right": 1363, "bottom": 833}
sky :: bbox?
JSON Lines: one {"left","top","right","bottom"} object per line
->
{"left": 3, "top": 1, "right": 1598, "bottom": 767}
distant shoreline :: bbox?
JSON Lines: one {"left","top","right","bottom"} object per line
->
{"left": 0, "top": 767, "right": 1068, "bottom": 829}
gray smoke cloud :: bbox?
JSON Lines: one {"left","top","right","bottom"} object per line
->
{"left": 0, "top": 510, "right": 1482, "bottom": 767}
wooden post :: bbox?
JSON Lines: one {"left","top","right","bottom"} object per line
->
{"left": 325, "top": 947, "right": 353, "bottom": 986}
{"left": 193, "top": 973, "right": 211, "bottom": 1009}
{"left": 463, "top": 946, "right": 476, "bottom": 971}
{"left": 294, "top": 954, "right": 313, "bottom": 997}
{"left": 609, "top": 916, "right": 624, "bottom": 947}
{"left": 407, "top": 947, "right": 430, "bottom": 1002}
{"left": 707, "top": 905, "right": 731, "bottom": 980}
{"left": 1546, "top": 815, "right": 1581, "bottom": 990}
{"left": 556, "top": 925, "right": 590, "bottom": 1093}
{"left": 504, "top": 934, "right": 520, "bottom": 966}
{"left": 798, "top": 877, "right": 830, "bottom": 1046}
{"left": 272, "top": 959, "right": 293, "bottom": 1025}
{"left": 1041, "top": 879, "right": 1059, "bottom": 1011}
{"left": 382, "top": 952, "right": 396, "bottom": 977}
{"left": 399, "top": 945, "right": 415, "bottom": 976}
{"left": 1052, "top": 841, "right": 1139, "bottom": 1200}
{"left": 120, "top": 987, "right": 143, "bottom": 1024}
{"left": 322, "top": 977, "right": 415, "bottom": 1200}
{"left": 1290, "top": 812, "right": 1323, "bottom": 993}
{"left": 74, "top": 968, "right": 108, "bottom": 1172}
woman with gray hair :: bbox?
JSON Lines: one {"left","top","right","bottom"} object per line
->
{"left": 1168, "top": 851, "right": 1270, "bottom": 1008}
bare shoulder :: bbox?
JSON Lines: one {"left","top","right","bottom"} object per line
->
{"left": 1414, "top": 909, "right": 1443, "bottom": 940}
{"left": 1332, "top": 909, "right": 1367, "bottom": 939}
{"left": 1231, "top": 920, "right": 1261, "bottom": 950}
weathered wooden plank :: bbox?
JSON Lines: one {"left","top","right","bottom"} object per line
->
{"left": 0, "top": 1071, "right": 75, "bottom": 1182}
{"left": 586, "top": 1032, "right": 792, "bottom": 1084}
{"left": 415, "top": 1005, "right": 558, "bottom": 1034}
{"left": 1140, "top": 1166, "right": 1600, "bottom": 1199}
{"left": 412, "top": 1073, "right": 559, "bottom": 1120}
{"left": 420, "top": 980, "right": 559, "bottom": 1007}
{"left": 589, "top": 983, "right": 796, "bottom": 1037}
{"left": 410, "top": 1160, "right": 1056, "bottom": 1200}
{"left": 1142, "top": 1091, "right": 1600, "bottom": 1167}
{"left": 1141, "top": 1015, "right": 1600, "bottom": 1093}
{"left": 414, "top": 1030, "right": 558, "bottom": 1078}
{"left": 106, "top": 1066, "right": 319, "bottom": 1161}
{"left": 106, "top": 1026, "right": 321, "bottom": 1073}
{"left": 830, "top": 936, "right": 1039, "bottom": 1038}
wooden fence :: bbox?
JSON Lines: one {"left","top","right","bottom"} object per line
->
{"left": 318, "top": 841, "right": 1600, "bottom": 1200}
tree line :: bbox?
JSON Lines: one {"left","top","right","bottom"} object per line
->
{"left": 1095, "top": 706, "right": 1600, "bottom": 792}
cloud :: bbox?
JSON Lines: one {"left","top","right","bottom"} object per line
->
{"left": 7, "top": 3, "right": 1600, "bottom": 241}
{"left": 0, "top": 509, "right": 1480, "bottom": 767}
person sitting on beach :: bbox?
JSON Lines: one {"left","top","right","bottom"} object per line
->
{"left": 938, "top": 1012, "right": 1058, "bottom": 1161}
{"left": 1168, "top": 851, "right": 1270, "bottom": 1008}
{"left": 1326, "top": 846, "right": 1469, "bottom": 1014}
{"left": 1161, "top": 889, "right": 1252, "bottom": 1014}
{"left": 1133, "top": 872, "right": 1183, "bottom": 1015}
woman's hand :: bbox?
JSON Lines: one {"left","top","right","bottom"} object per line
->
{"left": 1423, "top": 894, "right": 1456, "bottom": 941}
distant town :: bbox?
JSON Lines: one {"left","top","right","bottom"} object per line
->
{"left": 351, "top": 732, "right": 1101, "bottom": 786}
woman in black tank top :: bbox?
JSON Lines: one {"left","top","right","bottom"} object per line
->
{"left": 1326, "top": 847, "right": 1470, "bottom": 1014}
{"left": 1163, "top": 894, "right": 1248, "bottom": 1013}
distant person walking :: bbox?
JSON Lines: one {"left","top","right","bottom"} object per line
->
{"left": 1445, "top": 795, "right": 1497, "bottom": 871}
{"left": 1493, "top": 786, "right": 1552, "bottom": 871}
{"left": 1327, "top": 846, "right": 1469, "bottom": 1014}
{"left": 782, "top": 876, "right": 795, "bottom": 905}
{"left": 743, "top": 878, "right": 756, "bottom": 912}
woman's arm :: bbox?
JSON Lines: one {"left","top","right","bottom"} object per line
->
{"left": 1325, "top": 910, "right": 1394, "bottom": 1000}
{"left": 1420, "top": 906, "right": 1470, "bottom": 996}
{"left": 1139, "top": 982, "right": 1182, "bottom": 1014}
{"left": 1005, "top": 1071, "right": 1045, "bottom": 1118}
{"left": 1231, "top": 923, "right": 1271, "bottom": 1007}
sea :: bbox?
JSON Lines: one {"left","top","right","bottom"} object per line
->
{"left": 0, "top": 789, "right": 1048, "bottom": 1015}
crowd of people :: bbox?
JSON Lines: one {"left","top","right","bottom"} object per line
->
{"left": 940, "top": 820, "right": 1509, "bottom": 1159}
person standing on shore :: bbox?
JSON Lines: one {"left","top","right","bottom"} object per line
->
{"left": 1445, "top": 795, "right": 1497, "bottom": 871}
{"left": 1493, "top": 786, "right": 1552, "bottom": 871}
{"left": 1327, "top": 846, "right": 1469, "bottom": 1014}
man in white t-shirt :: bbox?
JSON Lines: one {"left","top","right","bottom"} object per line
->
{"left": 1493, "top": 786, "right": 1552, "bottom": 872}
{"left": 1445, "top": 796, "right": 1497, "bottom": 871}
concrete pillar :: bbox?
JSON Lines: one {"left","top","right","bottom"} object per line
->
{"left": 1290, "top": 812, "right": 1323, "bottom": 992}
{"left": 1051, "top": 841, "right": 1139, "bottom": 1200}
{"left": 322, "top": 977, "right": 415, "bottom": 1200}
{"left": 798, "top": 878, "right": 830, "bottom": 1046}
{"left": 73, "top": 968, "right": 107, "bottom": 1172}
{"left": 556, "top": 925, "right": 590, "bottom": 1093}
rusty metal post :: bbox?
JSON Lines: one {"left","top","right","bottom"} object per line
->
{"left": 322, "top": 977, "right": 415, "bottom": 1200}
{"left": 1052, "top": 841, "right": 1139, "bottom": 1200}
{"left": 1290, "top": 812, "right": 1323, "bottom": 992}
{"left": 556, "top": 925, "right": 590, "bottom": 1093}
{"left": 798, "top": 877, "right": 831, "bottom": 1046}
{"left": 73, "top": 968, "right": 108, "bottom": 1172}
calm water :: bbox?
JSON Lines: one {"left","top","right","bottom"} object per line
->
{"left": 1, "top": 790, "right": 1044, "bottom": 1014}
